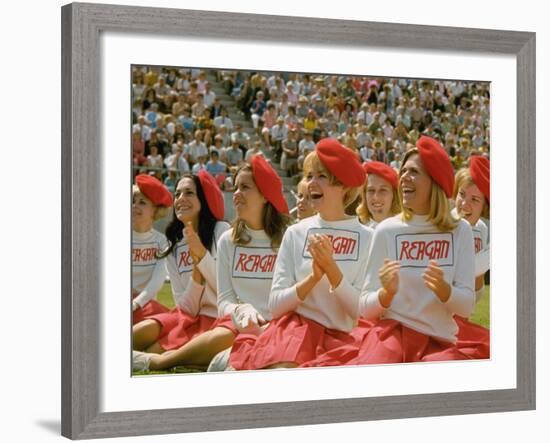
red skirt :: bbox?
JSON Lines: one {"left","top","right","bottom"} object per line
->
{"left": 230, "top": 312, "right": 357, "bottom": 370}
{"left": 150, "top": 310, "right": 238, "bottom": 351}
{"left": 132, "top": 300, "right": 169, "bottom": 324}
{"left": 348, "top": 318, "right": 488, "bottom": 365}
{"left": 454, "top": 315, "right": 491, "bottom": 360}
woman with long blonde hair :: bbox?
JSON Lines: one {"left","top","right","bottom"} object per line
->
{"left": 351, "top": 136, "right": 488, "bottom": 363}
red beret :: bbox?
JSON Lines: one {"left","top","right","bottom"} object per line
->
{"left": 250, "top": 155, "right": 289, "bottom": 215}
{"left": 416, "top": 136, "right": 454, "bottom": 198}
{"left": 136, "top": 175, "right": 173, "bottom": 207}
{"left": 363, "top": 161, "right": 398, "bottom": 189}
{"left": 316, "top": 138, "right": 366, "bottom": 187}
{"left": 197, "top": 170, "right": 225, "bottom": 220}
{"left": 470, "top": 156, "right": 490, "bottom": 202}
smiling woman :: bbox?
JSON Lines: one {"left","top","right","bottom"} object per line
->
{"left": 131, "top": 171, "right": 233, "bottom": 371}
{"left": 131, "top": 175, "right": 173, "bottom": 324}
{"left": 349, "top": 136, "right": 490, "bottom": 364}
{"left": 228, "top": 138, "right": 374, "bottom": 369}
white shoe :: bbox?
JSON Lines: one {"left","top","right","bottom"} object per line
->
{"left": 207, "top": 348, "right": 232, "bottom": 372}
{"left": 133, "top": 350, "right": 152, "bottom": 371}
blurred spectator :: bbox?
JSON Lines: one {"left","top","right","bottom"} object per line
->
{"left": 245, "top": 140, "right": 265, "bottom": 161}
{"left": 206, "top": 150, "right": 228, "bottom": 176}
{"left": 164, "top": 169, "right": 178, "bottom": 194}
{"left": 184, "top": 130, "right": 208, "bottom": 166}
{"left": 281, "top": 129, "right": 299, "bottom": 177}
{"left": 225, "top": 140, "right": 244, "bottom": 173}
{"left": 133, "top": 115, "right": 151, "bottom": 142}
{"left": 146, "top": 144, "right": 163, "bottom": 169}
{"left": 270, "top": 116, "right": 289, "bottom": 162}
{"left": 213, "top": 107, "right": 233, "bottom": 132}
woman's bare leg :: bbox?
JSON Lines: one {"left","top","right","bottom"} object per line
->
{"left": 148, "top": 327, "right": 235, "bottom": 370}
{"left": 264, "top": 362, "right": 298, "bottom": 369}
{"left": 132, "top": 319, "right": 161, "bottom": 351}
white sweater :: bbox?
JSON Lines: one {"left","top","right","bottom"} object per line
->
{"left": 132, "top": 229, "right": 168, "bottom": 308}
{"left": 359, "top": 214, "right": 475, "bottom": 342}
{"left": 451, "top": 208, "right": 490, "bottom": 277}
{"left": 217, "top": 227, "right": 279, "bottom": 320}
{"left": 165, "top": 221, "right": 230, "bottom": 318}
{"left": 269, "top": 215, "right": 373, "bottom": 332}
{"left": 365, "top": 219, "right": 378, "bottom": 230}
{"left": 472, "top": 218, "right": 490, "bottom": 276}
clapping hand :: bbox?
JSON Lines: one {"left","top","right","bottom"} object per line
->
{"left": 378, "top": 258, "right": 400, "bottom": 308}
{"left": 307, "top": 234, "right": 335, "bottom": 272}
{"left": 422, "top": 260, "right": 451, "bottom": 302}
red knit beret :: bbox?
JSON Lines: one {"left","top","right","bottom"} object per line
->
{"left": 416, "top": 136, "right": 454, "bottom": 198}
{"left": 197, "top": 170, "right": 225, "bottom": 220}
{"left": 470, "top": 156, "right": 490, "bottom": 202}
{"left": 363, "top": 161, "right": 398, "bottom": 189}
{"left": 136, "top": 175, "right": 173, "bottom": 207}
{"left": 250, "top": 155, "right": 289, "bottom": 215}
{"left": 316, "top": 138, "right": 366, "bottom": 187}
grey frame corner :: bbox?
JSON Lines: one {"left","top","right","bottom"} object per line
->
{"left": 62, "top": 2, "right": 535, "bottom": 439}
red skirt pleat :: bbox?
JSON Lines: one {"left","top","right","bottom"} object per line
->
{"left": 151, "top": 308, "right": 217, "bottom": 351}
{"left": 211, "top": 314, "right": 239, "bottom": 336}
{"left": 454, "top": 315, "right": 490, "bottom": 360}
{"left": 230, "top": 312, "right": 356, "bottom": 370}
{"left": 348, "top": 318, "right": 482, "bottom": 365}
{"left": 132, "top": 300, "right": 169, "bottom": 324}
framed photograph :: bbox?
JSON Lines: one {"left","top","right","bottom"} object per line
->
{"left": 61, "top": 2, "right": 535, "bottom": 439}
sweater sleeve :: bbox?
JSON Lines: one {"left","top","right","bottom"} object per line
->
{"left": 358, "top": 229, "right": 388, "bottom": 320}
{"left": 475, "top": 248, "right": 490, "bottom": 276}
{"left": 197, "top": 222, "right": 230, "bottom": 293}
{"left": 165, "top": 252, "right": 204, "bottom": 317}
{"left": 444, "top": 223, "right": 476, "bottom": 317}
{"left": 217, "top": 233, "right": 240, "bottom": 317}
{"left": 269, "top": 230, "right": 302, "bottom": 318}
{"left": 197, "top": 251, "right": 217, "bottom": 292}
{"left": 474, "top": 222, "right": 490, "bottom": 276}
{"left": 134, "top": 257, "right": 167, "bottom": 308}
{"left": 329, "top": 230, "right": 371, "bottom": 319}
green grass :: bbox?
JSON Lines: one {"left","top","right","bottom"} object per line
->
{"left": 133, "top": 283, "right": 490, "bottom": 375}
{"left": 156, "top": 281, "right": 176, "bottom": 309}
{"left": 470, "top": 285, "right": 490, "bottom": 329}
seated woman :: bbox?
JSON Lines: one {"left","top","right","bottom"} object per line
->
{"left": 132, "top": 171, "right": 232, "bottom": 371}
{"left": 229, "top": 138, "right": 373, "bottom": 369}
{"left": 209, "top": 155, "right": 292, "bottom": 371}
{"left": 351, "top": 136, "right": 488, "bottom": 364}
{"left": 132, "top": 175, "right": 172, "bottom": 324}
{"left": 451, "top": 155, "right": 491, "bottom": 358}
{"left": 357, "top": 161, "right": 401, "bottom": 229}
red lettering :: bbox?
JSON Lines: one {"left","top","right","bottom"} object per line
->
{"left": 178, "top": 250, "right": 193, "bottom": 268}
{"left": 399, "top": 240, "right": 450, "bottom": 261}
{"left": 132, "top": 247, "right": 158, "bottom": 263}
{"left": 474, "top": 238, "right": 482, "bottom": 254}
{"left": 332, "top": 236, "right": 357, "bottom": 255}
{"left": 235, "top": 253, "right": 247, "bottom": 272}
{"left": 399, "top": 241, "right": 410, "bottom": 260}
{"left": 235, "top": 253, "right": 277, "bottom": 274}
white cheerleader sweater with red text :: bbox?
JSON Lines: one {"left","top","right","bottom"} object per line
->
{"left": 217, "top": 227, "right": 279, "bottom": 320}
{"left": 166, "top": 221, "right": 230, "bottom": 318}
{"left": 269, "top": 214, "right": 373, "bottom": 332}
{"left": 132, "top": 229, "right": 169, "bottom": 308}
{"left": 359, "top": 214, "right": 475, "bottom": 342}
{"left": 451, "top": 208, "right": 490, "bottom": 277}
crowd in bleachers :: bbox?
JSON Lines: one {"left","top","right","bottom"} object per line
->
{"left": 132, "top": 66, "right": 490, "bottom": 193}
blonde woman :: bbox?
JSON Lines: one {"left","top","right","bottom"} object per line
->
{"left": 230, "top": 138, "right": 373, "bottom": 369}
{"left": 352, "top": 136, "right": 488, "bottom": 363}
{"left": 357, "top": 161, "right": 401, "bottom": 229}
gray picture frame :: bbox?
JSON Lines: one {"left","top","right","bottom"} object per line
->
{"left": 61, "top": 2, "right": 536, "bottom": 439}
